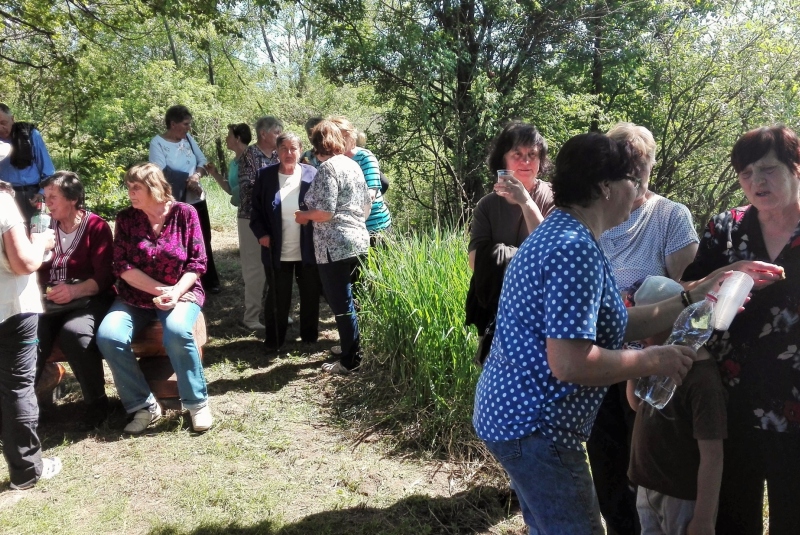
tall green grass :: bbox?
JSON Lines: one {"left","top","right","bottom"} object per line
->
{"left": 357, "top": 229, "right": 482, "bottom": 456}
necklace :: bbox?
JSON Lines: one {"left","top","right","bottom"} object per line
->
{"left": 59, "top": 211, "right": 83, "bottom": 234}
{"left": 565, "top": 208, "right": 597, "bottom": 240}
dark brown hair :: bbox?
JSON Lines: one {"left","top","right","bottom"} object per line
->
{"left": 731, "top": 125, "right": 800, "bottom": 176}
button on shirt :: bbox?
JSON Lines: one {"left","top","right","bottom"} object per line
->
{"left": 473, "top": 209, "right": 628, "bottom": 451}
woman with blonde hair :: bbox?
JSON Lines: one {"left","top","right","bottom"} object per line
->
{"left": 97, "top": 163, "right": 211, "bottom": 434}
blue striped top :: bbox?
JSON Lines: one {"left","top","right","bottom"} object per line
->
{"left": 350, "top": 148, "right": 391, "bottom": 233}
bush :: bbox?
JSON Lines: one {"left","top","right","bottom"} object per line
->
{"left": 356, "top": 228, "right": 482, "bottom": 458}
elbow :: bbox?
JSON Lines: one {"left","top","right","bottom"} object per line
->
{"left": 548, "top": 358, "right": 579, "bottom": 383}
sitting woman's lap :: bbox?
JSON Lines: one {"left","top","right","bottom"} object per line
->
{"left": 97, "top": 299, "right": 206, "bottom": 412}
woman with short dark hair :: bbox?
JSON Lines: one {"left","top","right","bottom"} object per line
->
{"left": 682, "top": 125, "right": 800, "bottom": 534}
{"left": 472, "top": 132, "right": 752, "bottom": 533}
{"left": 97, "top": 163, "right": 211, "bottom": 434}
{"left": 149, "top": 105, "right": 220, "bottom": 293}
{"left": 465, "top": 121, "right": 555, "bottom": 334}
{"left": 36, "top": 171, "right": 115, "bottom": 429}
{"left": 295, "top": 120, "right": 371, "bottom": 373}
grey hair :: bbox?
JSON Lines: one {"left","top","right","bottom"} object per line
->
{"left": 254, "top": 116, "right": 284, "bottom": 136}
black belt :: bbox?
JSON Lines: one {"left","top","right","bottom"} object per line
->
{"left": 12, "top": 185, "right": 40, "bottom": 192}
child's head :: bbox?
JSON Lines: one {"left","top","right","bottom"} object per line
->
{"left": 633, "top": 276, "right": 683, "bottom": 345}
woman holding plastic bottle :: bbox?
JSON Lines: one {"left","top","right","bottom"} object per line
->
{"left": 681, "top": 125, "right": 800, "bottom": 535}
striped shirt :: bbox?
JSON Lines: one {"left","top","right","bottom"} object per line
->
{"left": 350, "top": 148, "right": 391, "bottom": 233}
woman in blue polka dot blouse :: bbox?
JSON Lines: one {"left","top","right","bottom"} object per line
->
{"left": 472, "top": 133, "right": 728, "bottom": 534}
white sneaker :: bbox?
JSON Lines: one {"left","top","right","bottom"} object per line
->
{"left": 189, "top": 405, "right": 213, "bottom": 432}
{"left": 321, "top": 360, "right": 351, "bottom": 375}
{"left": 124, "top": 403, "right": 162, "bottom": 434}
{"left": 40, "top": 457, "right": 62, "bottom": 481}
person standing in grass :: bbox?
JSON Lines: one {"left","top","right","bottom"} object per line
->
{"left": 251, "top": 132, "right": 321, "bottom": 352}
{"left": 0, "top": 180, "right": 61, "bottom": 489}
{"left": 295, "top": 120, "right": 371, "bottom": 374}
{"left": 625, "top": 276, "right": 727, "bottom": 535}
{"left": 207, "top": 123, "right": 267, "bottom": 332}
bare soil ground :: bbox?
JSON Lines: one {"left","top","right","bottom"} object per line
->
{"left": 0, "top": 213, "right": 525, "bottom": 534}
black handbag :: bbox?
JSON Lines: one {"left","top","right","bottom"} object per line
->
{"left": 41, "top": 279, "right": 91, "bottom": 316}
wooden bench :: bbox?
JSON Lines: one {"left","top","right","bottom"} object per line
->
{"left": 42, "top": 313, "right": 207, "bottom": 406}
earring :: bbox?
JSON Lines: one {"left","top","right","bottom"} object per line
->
{"left": 605, "top": 193, "right": 610, "bottom": 200}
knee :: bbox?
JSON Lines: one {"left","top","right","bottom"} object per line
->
{"left": 96, "top": 315, "right": 132, "bottom": 353}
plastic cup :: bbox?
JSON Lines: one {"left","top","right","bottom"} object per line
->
{"left": 711, "top": 271, "right": 754, "bottom": 330}
{"left": 497, "top": 169, "right": 514, "bottom": 183}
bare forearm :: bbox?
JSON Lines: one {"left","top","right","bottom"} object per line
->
{"left": 72, "top": 279, "right": 100, "bottom": 299}
{"left": 304, "top": 209, "right": 333, "bottom": 222}
{"left": 120, "top": 269, "right": 166, "bottom": 296}
{"left": 174, "top": 272, "right": 199, "bottom": 296}
{"left": 548, "top": 340, "right": 656, "bottom": 386}
{"left": 521, "top": 200, "right": 545, "bottom": 234}
{"left": 693, "top": 440, "right": 723, "bottom": 527}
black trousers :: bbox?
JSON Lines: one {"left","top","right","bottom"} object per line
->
{"left": 192, "top": 199, "right": 220, "bottom": 289}
{"left": 0, "top": 313, "right": 42, "bottom": 488}
{"left": 36, "top": 294, "right": 113, "bottom": 404}
{"left": 717, "top": 425, "right": 800, "bottom": 535}
{"left": 586, "top": 382, "right": 640, "bottom": 535}
{"left": 263, "top": 261, "right": 321, "bottom": 348}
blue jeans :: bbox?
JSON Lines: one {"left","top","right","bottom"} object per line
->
{"left": 317, "top": 257, "right": 361, "bottom": 369}
{"left": 97, "top": 300, "right": 207, "bottom": 413}
{"left": 484, "top": 431, "right": 604, "bottom": 534}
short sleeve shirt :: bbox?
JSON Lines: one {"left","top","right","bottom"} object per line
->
{"left": 304, "top": 154, "right": 371, "bottom": 263}
{"left": 599, "top": 194, "right": 698, "bottom": 292}
{"left": 0, "top": 193, "right": 42, "bottom": 323}
{"left": 473, "top": 209, "right": 628, "bottom": 451}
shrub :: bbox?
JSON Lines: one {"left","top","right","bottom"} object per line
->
{"left": 356, "top": 228, "right": 482, "bottom": 457}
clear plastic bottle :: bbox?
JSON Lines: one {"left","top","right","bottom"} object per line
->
{"left": 635, "top": 293, "right": 717, "bottom": 409}
{"left": 30, "top": 202, "right": 53, "bottom": 261}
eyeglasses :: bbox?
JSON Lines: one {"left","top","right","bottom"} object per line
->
{"left": 623, "top": 175, "right": 642, "bottom": 189}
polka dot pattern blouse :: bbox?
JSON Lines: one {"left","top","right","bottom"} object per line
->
{"left": 473, "top": 209, "right": 628, "bottom": 451}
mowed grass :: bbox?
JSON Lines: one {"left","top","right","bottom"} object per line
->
{"left": 0, "top": 180, "right": 525, "bottom": 535}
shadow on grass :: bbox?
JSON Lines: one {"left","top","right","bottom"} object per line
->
{"left": 208, "top": 356, "right": 327, "bottom": 396}
{"left": 148, "top": 486, "right": 515, "bottom": 535}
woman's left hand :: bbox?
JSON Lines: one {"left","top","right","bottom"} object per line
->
{"left": 45, "top": 282, "right": 76, "bottom": 305}
{"left": 493, "top": 176, "right": 532, "bottom": 206}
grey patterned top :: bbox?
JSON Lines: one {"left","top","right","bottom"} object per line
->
{"left": 304, "top": 154, "right": 371, "bottom": 264}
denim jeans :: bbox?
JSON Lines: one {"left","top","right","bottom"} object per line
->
{"left": 0, "top": 313, "right": 43, "bottom": 488}
{"left": 97, "top": 300, "right": 207, "bottom": 413}
{"left": 484, "top": 431, "right": 604, "bottom": 534}
{"left": 317, "top": 257, "right": 361, "bottom": 369}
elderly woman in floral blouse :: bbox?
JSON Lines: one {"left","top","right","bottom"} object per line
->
{"left": 97, "top": 163, "right": 211, "bottom": 434}
{"left": 295, "top": 120, "right": 371, "bottom": 374}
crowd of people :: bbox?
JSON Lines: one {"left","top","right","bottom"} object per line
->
{"left": 0, "top": 104, "right": 391, "bottom": 490}
{"left": 1, "top": 99, "right": 798, "bottom": 535}
{"left": 470, "top": 122, "right": 799, "bottom": 535}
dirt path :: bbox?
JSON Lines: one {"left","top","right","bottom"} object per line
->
{"left": 0, "top": 220, "right": 524, "bottom": 535}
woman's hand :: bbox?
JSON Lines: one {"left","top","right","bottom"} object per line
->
{"left": 493, "top": 176, "right": 532, "bottom": 206}
{"left": 639, "top": 344, "right": 695, "bottom": 385}
{"left": 295, "top": 210, "right": 310, "bottom": 225}
{"left": 258, "top": 236, "right": 271, "bottom": 248}
{"left": 31, "top": 228, "right": 55, "bottom": 251}
{"left": 45, "top": 282, "right": 77, "bottom": 305}
{"left": 728, "top": 260, "right": 785, "bottom": 290}
{"left": 153, "top": 285, "right": 183, "bottom": 310}
{"left": 186, "top": 175, "right": 203, "bottom": 196}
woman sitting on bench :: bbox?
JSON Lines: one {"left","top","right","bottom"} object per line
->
{"left": 36, "top": 171, "right": 115, "bottom": 430}
{"left": 97, "top": 163, "right": 211, "bottom": 435}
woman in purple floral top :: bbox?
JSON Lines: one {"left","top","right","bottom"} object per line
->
{"left": 681, "top": 126, "right": 798, "bottom": 535}
{"left": 97, "top": 163, "right": 212, "bottom": 435}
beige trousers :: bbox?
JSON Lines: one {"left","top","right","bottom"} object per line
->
{"left": 238, "top": 217, "right": 266, "bottom": 324}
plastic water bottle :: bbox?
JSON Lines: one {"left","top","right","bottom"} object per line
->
{"left": 635, "top": 293, "right": 717, "bottom": 409}
{"left": 30, "top": 202, "right": 53, "bottom": 261}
